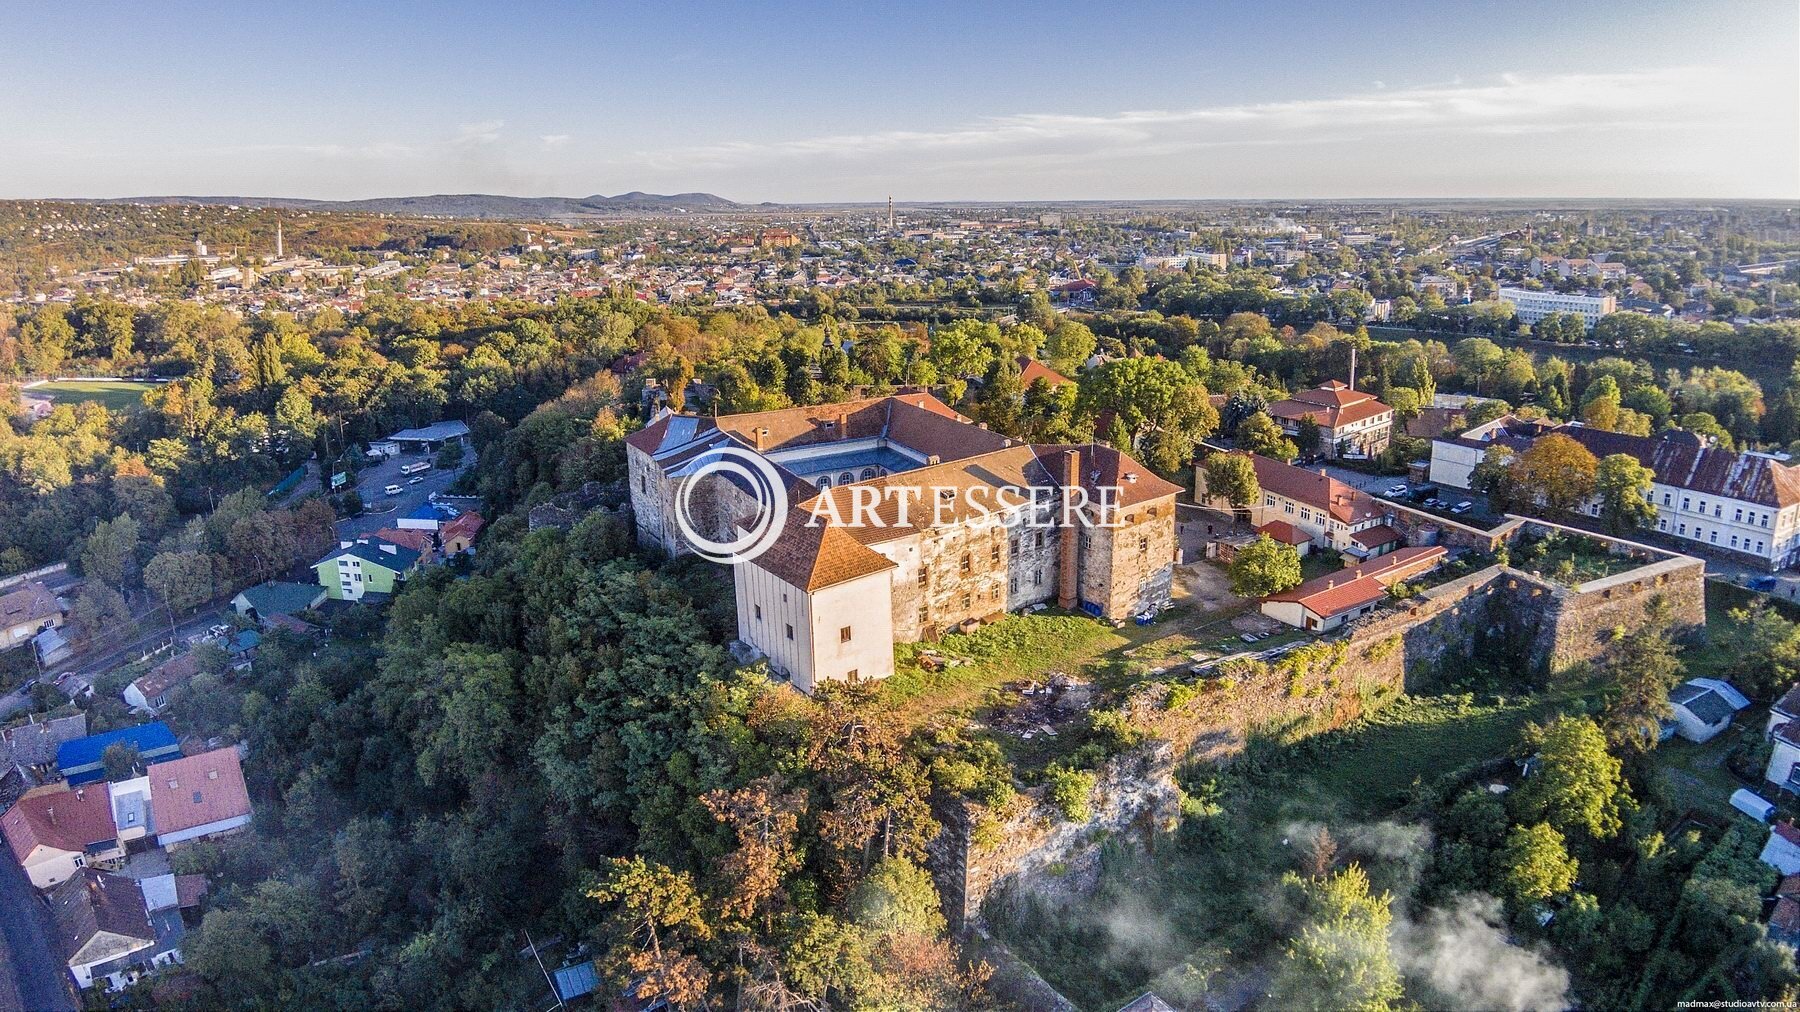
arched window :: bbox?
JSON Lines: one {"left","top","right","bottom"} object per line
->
{"left": 816, "top": 476, "right": 831, "bottom": 489}
{"left": 860, "top": 467, "right": 877, "bottom": 481}
{"left": 839, "top": 471, "right": 855, "bottom": 485}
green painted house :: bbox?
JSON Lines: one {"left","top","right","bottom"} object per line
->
{"left": 313, "top": 538, "right": 422, "bottom": 602}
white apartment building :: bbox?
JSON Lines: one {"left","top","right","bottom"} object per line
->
{"left": 1197, "top": 453, "right": 1402, "bottom": 560}
{"left": 1431, "top": 417, "right": 1800, "bottom": 570}
{"left": 1496, "top": 287, "right": 1616, "bottom": 329}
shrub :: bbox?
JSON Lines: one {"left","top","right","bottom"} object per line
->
{"left": 1044, "top": 765, "right": 1097, "bottom": 821}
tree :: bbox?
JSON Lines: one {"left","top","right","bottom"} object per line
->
{"left": 701, "top": 775, "right": 806, "bottom": 930}
{"left": 1515, "top": 715, "right": 1628, "bottom": 840}
{"left": 849, "top": 858, "right": 946, "bottom": 937}
{"left": 589, "top": 857, "right": 714, "bottom": 1009}
{"left": 81, "top": 514, "right": 141, "bottom": 587}
{"left": 1294, "top": 414, "right": 1323, "bottom": 456}
{"left": 1601, "top": 598, "right": 1684, "bottom": 751}
{"left": 1239, "top": 410, "right": 1298, "bottom": 462}
{"left": 1270, "top": 864, "right": 1403, "bottom": 1012}
{"left": 1499, "top": 823, "right": 1579, "bottom": 906}
{"left": 925, "top": 319, "right": 998, "bottom": 381}
{"left": 70, "top": 583, "right": 132, "bottom": 644}
{"left": 1228, "top": 534, "right": 1303, "bottom": 598}
{"left": 1043, "top": 319, "right": 1096, "bottom": 374}
{"left": 1202, "top": 452, "right": 1261, "bottom": 514}
{"left": 1594, "top": 453, "right": 1656, "bottom": 534}
{"left": 101, "top": 742, "right": 141, "bottom": 781}
{"left": 1509, "top": 433, "right": 1598, "bottom": 516}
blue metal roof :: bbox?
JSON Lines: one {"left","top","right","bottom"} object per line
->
{"left": 553, "top": 960, "right": 601, "bottom": 1001}
{"left": 403, "top": 502, "right": 460, "bottom": 522}
{"left": 58, "top": 722, "right": 180, "bottom": 781}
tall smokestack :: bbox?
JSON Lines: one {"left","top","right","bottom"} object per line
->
{"left": 1057, "top": 449, "right": 1081, "bottom": 610}
{"left": 1348, "top": 345, "right": 1357, "bottom": 391}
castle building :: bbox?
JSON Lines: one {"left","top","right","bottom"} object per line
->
{"left": 626, "top": 394, "right": 1179, "bottom": 692}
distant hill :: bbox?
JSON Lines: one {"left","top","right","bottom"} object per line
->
{"left": 81, "top": 192, "right": 740, "bottom": 218}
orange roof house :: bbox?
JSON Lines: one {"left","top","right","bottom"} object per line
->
{"left": 1259, "top": 545, "right": 1447, "bottom": 632}
{"left": 147, "top": 747, "right": 251, "bottom": 848}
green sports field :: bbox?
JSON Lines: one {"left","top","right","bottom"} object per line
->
{"left": 28, "top": 379, "right": 158, "bottom": 411}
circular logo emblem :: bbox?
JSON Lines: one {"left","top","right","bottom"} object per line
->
{"left": 673, "top": 446, "right": 790, "bottom": 563}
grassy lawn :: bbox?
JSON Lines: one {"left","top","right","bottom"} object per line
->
{"left": 1299, "top": 551, "right": 1343, "bottom": 581}
{"left": 1651, "top": 732, "right": 1747, "bottom": 820}
{"left": 30, "top": 379, "right": 157, "bottom": 411}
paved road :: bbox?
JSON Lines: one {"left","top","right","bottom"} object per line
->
{"left": 0, "top": 854, "right": 75, "bottom": 1012}
{"left": 334, "top": 455, "right": 474, "bottom": 540}
{"left": 0, "top": 609, "right": 225, "bottom": 721}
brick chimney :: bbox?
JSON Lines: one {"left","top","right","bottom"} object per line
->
{"left": 752, "top": 426, "right": 769, "bottom": 452}
{"left": 1057, "top": 449, "right": 1081, "bottom": 610}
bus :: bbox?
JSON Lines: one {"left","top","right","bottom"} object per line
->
{"left": 399, "top": 461, "right": 431, "bottom": 476}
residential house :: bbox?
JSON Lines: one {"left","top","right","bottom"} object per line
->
{"left": 50, "top": 869, "right": 182, "bottom": 991}
{"left": 1762, "top": 821, "right": 1800, "bottom": 875}
{"left": 374, "top": 527, "right": 435, "bottom": 555}
{"left": 108, "top": 776, "right": 152, "bottom": 846}
{"left": 1264, "top": 381, "right": 1394, "bottom": 459}
{"left": 439, "top": 511, "right": 486, "bottom": 555}
{"left": 0, "top": 581, "right": 63, "bottom": 651}
{"left": 1431, "top": 416, "right": 1800, "bottom": 571}
{"left": 2, "top": 783, "right": 123, "bottom": 889}
{"left": 312, "top": 537, "right": 422, "bottom": 602}
{"left": 1254, "top": 520, "right": 1314, "bottom": 557}
{"left": 147, "top": 746, "right": 252, "bottom": 848}
{"left": 1260, "top": 545, "right": 1448, "bottom": 632}
{"left": 1666, "top": 678, "right": 1750, "bottom": 742}
{"left": 1198, "top": 454, "right": 1400, "bottom": 560}
{"left": 1016, "top": 357, "right": 1073, "bottom": 389}
{"left": 1767, "top": 718, "right": 1800, "bottom": 793}
{"left": 229, "top": 581, "right": 325, "bottom": 625}
{"left": 124, "top": 651, "right": 206, "bottom": 714}
{"left": 1769, "top": 875, "right": 1800, "bottom": 946}
{"left": 57, "top": 723, "right": 181, "bottom": 787}
{"left": 1, "top": 713, "right": 88, "bottom": 778}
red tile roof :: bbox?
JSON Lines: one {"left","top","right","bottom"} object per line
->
{"left": 374, "top": 527, "right": 435, "bottom": 554}
{"left": 1772, "top": 896, "right": 1800, "bottom": 934}
{"left": 1351, "top": 525, "right": 1402, "bottom": 550}
{"left": 1, "top": 785, "right": 117, "bottom": 861}
{"left": 1256, "top": 520, "right": 1312, "bottom": 545}
{"left": 1017, "top": 357, "right": 1073, "bottom": 388}
{"left": 1266, "top": 382, "right": 1392, "bottom": 430}
{"left": 1263, "top": 545, "right": 1447, "bottom": 618}
{"left": 1775, "top": 820, "right": 1800, "bottom": 847}
{"left": 148, "top": 747, "right": 250, "bottom": 836}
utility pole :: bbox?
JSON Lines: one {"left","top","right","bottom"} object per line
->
{"left": 524, "top": 930, "right": 561, "bottom": 1011}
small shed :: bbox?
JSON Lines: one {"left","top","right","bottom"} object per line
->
{"left": 1668, "top": 678, "right": 1750, "bottom": 743}
{"left": 1731, "top": 788, "right": 1776, "bottom": 823}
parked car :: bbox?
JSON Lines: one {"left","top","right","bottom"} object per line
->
{"left": 383, "top": 484, "right": 403, "bottom": 496}
{"left": 408, "top": 476, "right": 424, "bottom": 485}
{"left": 1451, "top": 500, "right": 1474, "bottom": 514}
{"left": 1385, "top": 483, "right": 1408, "bottom": 496}
{"left": 1424, "top": 497, "right": 1442, "bottom": 508}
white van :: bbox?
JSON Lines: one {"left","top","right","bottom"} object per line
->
{"left": 383, "top": 484, "right": 403, "bottom": 496}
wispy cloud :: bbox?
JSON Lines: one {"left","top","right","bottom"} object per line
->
{"left": 636, "top": 66, "right": 1731, "bottom": 172}
{"left": 455, "top": 119, "right": 505, "bottom": 146}
{"left": 540, "top": 133, "right": 571, "bottom": 149}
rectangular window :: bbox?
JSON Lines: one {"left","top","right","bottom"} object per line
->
{"left": 1010, "top": 541, "right": 1019, "bottom": 557}
{"left": 1139, "top": 537, "right": 1149, "bottom": 554}
{"left": 1679, "top": 524, "right": 1686, "bottom": 535}
{"left": 1662, "top": 493, "right": 1671, "bottom": 506}
{"left": 1735, "top": 509, "right": 1744, "bottom": 522}
{"left": 962, "top": 593, "right": 972, "bottom": 610}
{"left": 919, "top": 569, "right": 928, "bottom": 586}
{"left": 1710, "top": 531, "right": 1718, "bottom": 544}
{"left": 1731, "top": 536, "right": 1739, "bottom": 548}
{"left": 785, "top": 624, "right": 794, "bottom": 641}
{"left": 1034, "top": 532, "right": 1045, "bottom": 549}
{"left": 1715, "top": 505, "right": 1723, "bottom": 518}
{"left": 960, "top": 553, "right": 971, "bottom": 573}
{"left": 1033, "top": 569, "right": 1042, "bottom": 586}
{"left": 1758, "top": 541, "right": 1765, "bottom": 553}
{"left": 840, "top": 626, "right": 852, "bottom": 643}
{"left": 991, "top": 544, "right": 1001, "bottom": 564}
{"left": 1658, "top": 519, "right": 1667, "bottom": 531}
{"left": 754, "top": 605, "right": 762, "bottom": 621}
{"left": 1683, "top": 497, "right": 1691, "bottom": 510}
{"left": 1010, "top": 575, "right": 1018, "bottom": 594}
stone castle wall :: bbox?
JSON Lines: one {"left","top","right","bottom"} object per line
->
{"left": 934, "top": 540, "right": 1707, "bottom": 929}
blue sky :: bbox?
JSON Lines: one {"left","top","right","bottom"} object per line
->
{"left": 4, "top": 0, "right": 1796, "bottom": 201}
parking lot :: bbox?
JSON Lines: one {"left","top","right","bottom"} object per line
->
{"left": 1321, "top": 464, "right": 1500, "bottom": 527}
{"left": 333, "top": 450, "right": 475, "bottom": 540}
